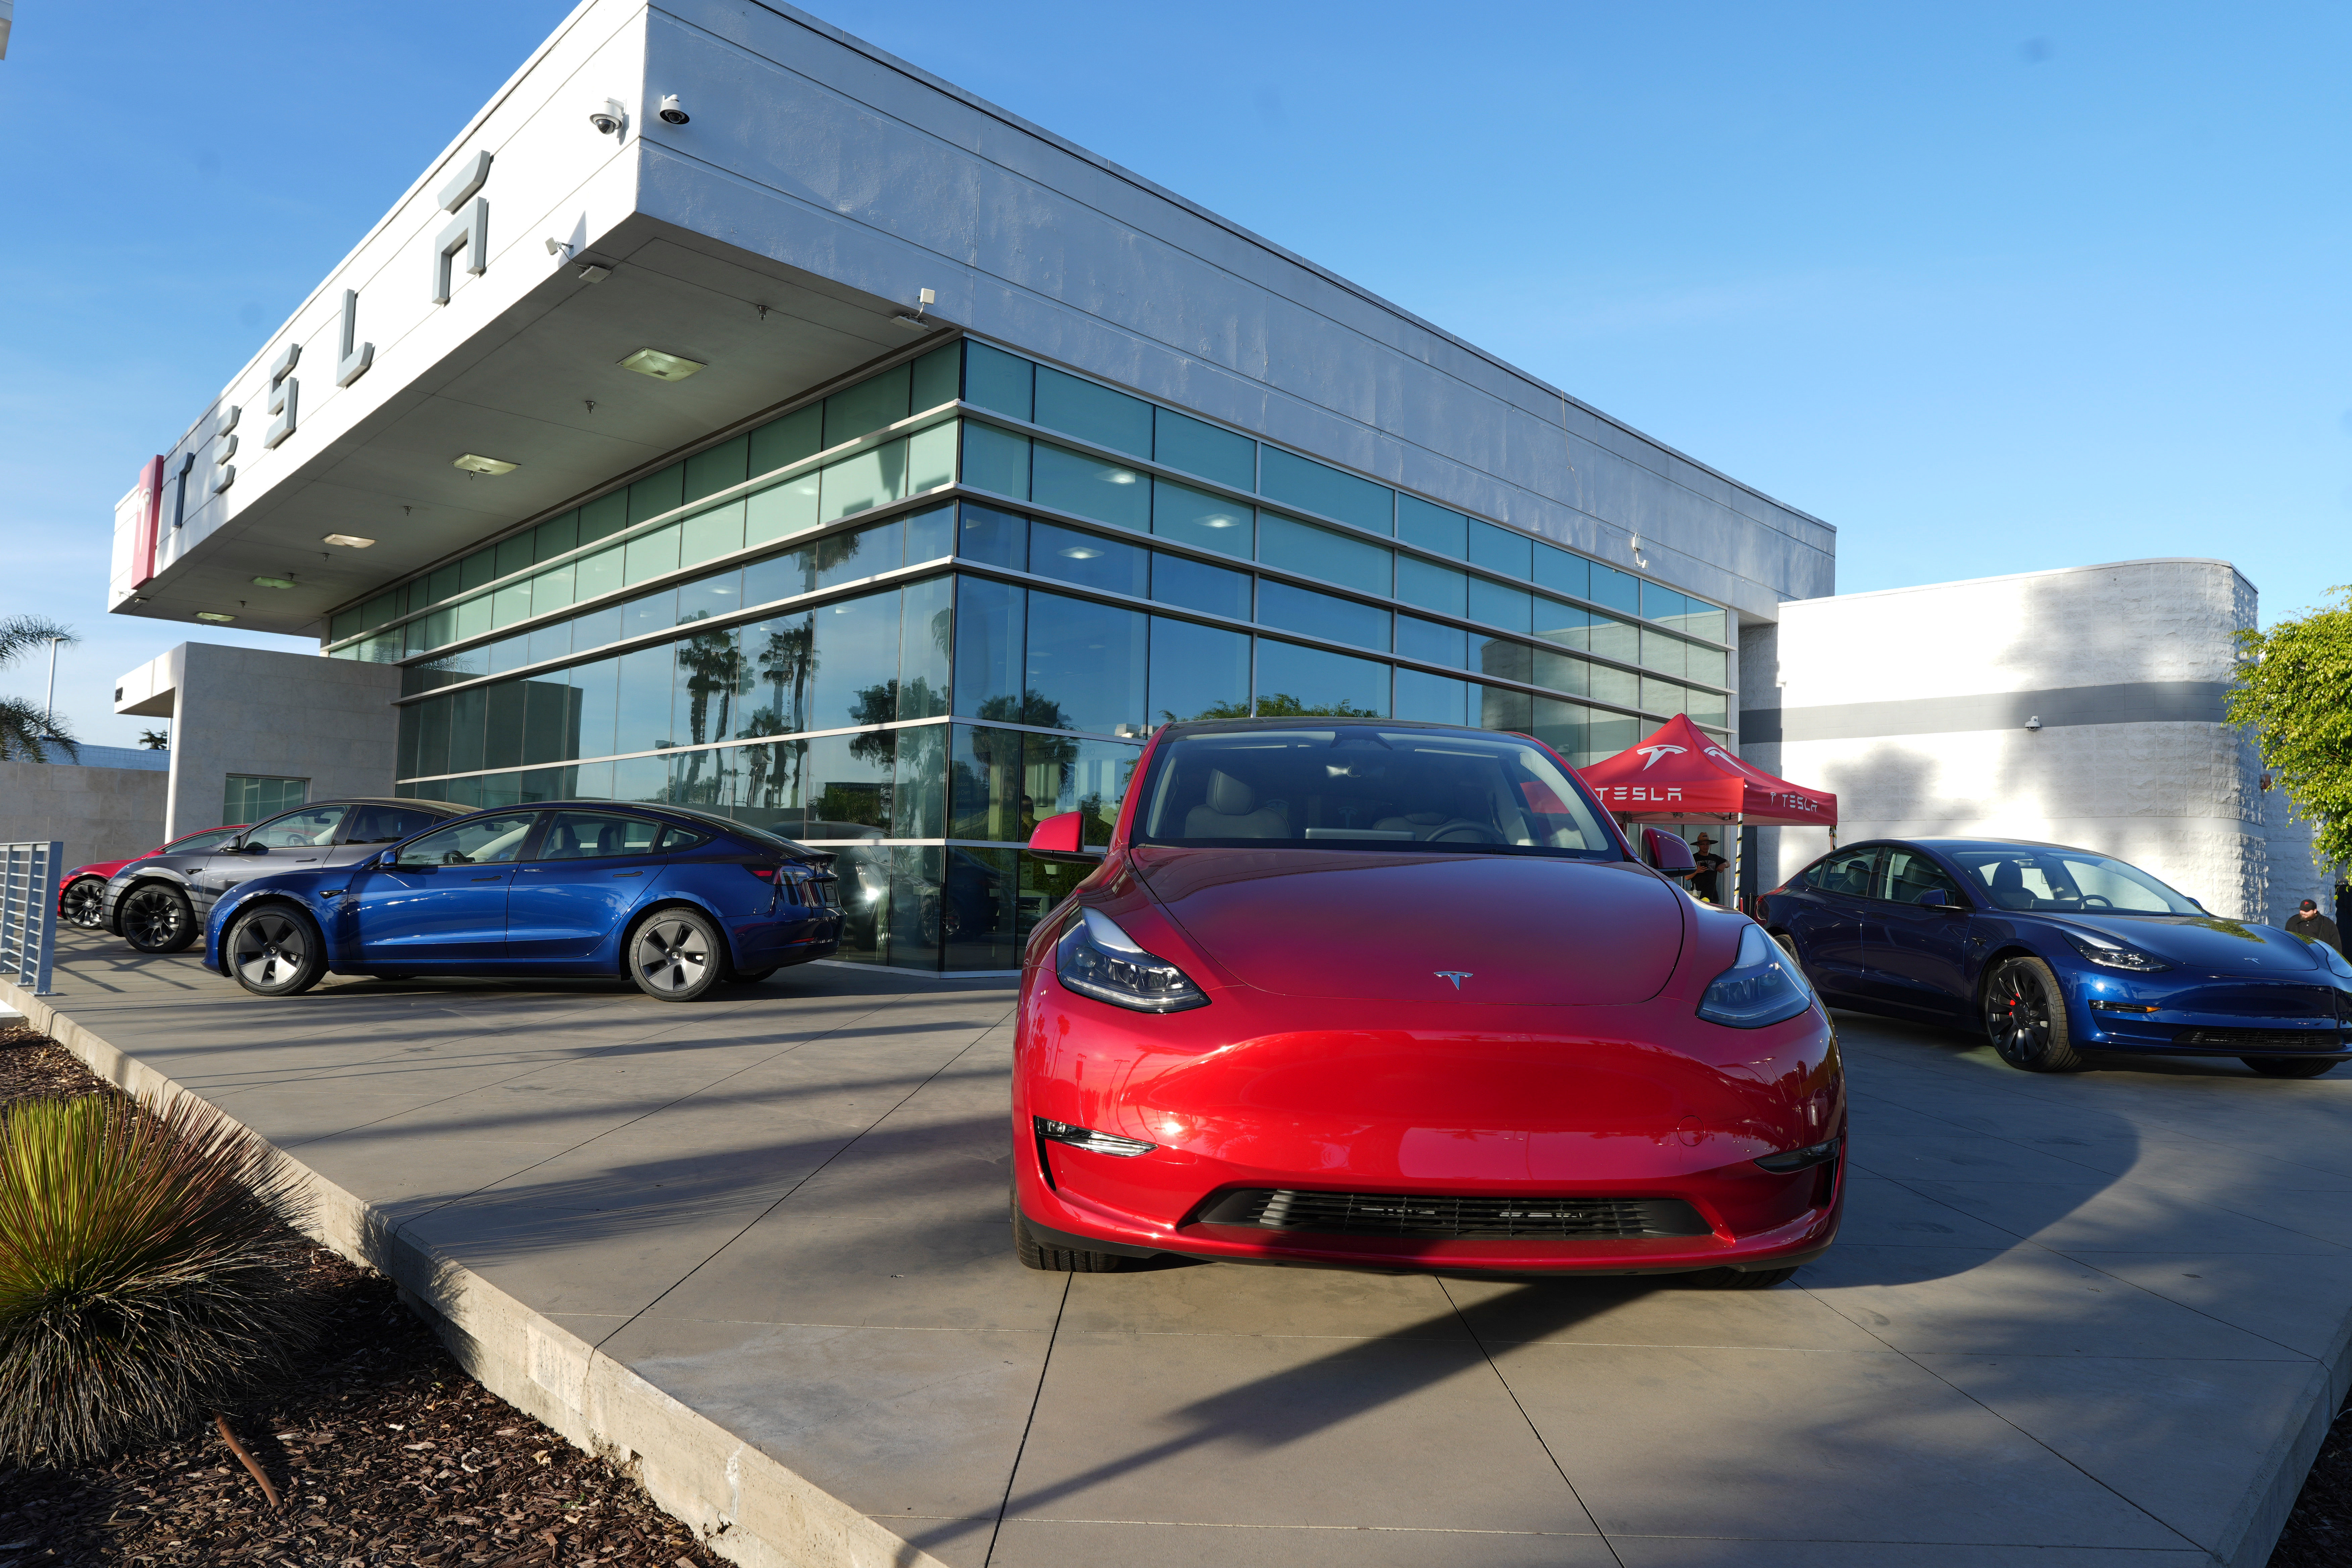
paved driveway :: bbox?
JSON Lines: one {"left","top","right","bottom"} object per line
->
{"left": 15, "top": 929, "right": 2352, "bottom": 1566}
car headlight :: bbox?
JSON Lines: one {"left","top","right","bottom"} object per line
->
{"left": 2061, "top": 930, "right": 2172, "bottom": 972}
{"left": 1055, "top": 908, "right": 1209, "bottom": 1013}
{"left": 2298, "top": 936, "right": 2352, "bottom": 981}
{"left": 1034, "top": 1116, "right": 1157, "bottom": 1157}
{"left": 1697, "top": 925, "right": 1816, "bottom": 1029}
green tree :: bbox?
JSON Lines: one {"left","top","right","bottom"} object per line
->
{"left": 1184, "top": 692, "right": 1382, "bottom": 721}
{"left": 2228, "top": 588, "right": 2352, "bottom": 865}
{"left": 0, "top": 615, "right": 79, "bottom": 762}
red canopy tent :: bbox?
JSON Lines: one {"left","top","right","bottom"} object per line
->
{"left": 1576, "top": 714, "right": 1837, "bottom": 828}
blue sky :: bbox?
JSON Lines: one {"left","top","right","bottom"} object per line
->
{"left": 4, "top": 1, "right": 2346, "bottom": 747}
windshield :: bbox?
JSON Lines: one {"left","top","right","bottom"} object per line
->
{"left": 1945, "top": 845, "right": 2203, "bottom": 916}
{"left": 1133, "top": 727, "right": 1619, "bottom": 859}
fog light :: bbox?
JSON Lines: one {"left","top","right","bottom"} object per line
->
{"left": 1033, "top": 1116, "right": 1156, "bottom": 1158}
{"left": 1755, "top": 1137, "right": 1841, "bottom": 1173}
{"left": 2089, "top": 1000, "right": 2160, "bottom": 1013}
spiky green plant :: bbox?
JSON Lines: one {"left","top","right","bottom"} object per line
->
{"left": 0, "top": 1091, "right": 319, "bottom": 1465}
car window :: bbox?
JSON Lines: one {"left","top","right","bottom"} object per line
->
{"left": 247, "top": 805, "right": 350, "bottom": 849}
{"left": 1880, "top": 849, "right": 1962, "bottom": 905}
{"left": 344, "top": 805, "right": 447, "bottom": 844}
{"left": 657, "top": 826, "right": 713, "bottom": 853}
{"left": 1807, "top": 846, "right": 1881, "bottom": 898}
{"left": 164, "top": 827, "right": 243, "bottom": 855}
{"left": 2054, "top": 854, "right": 2185, "bottom": 914}
{"left": 1946, "top": 847, "right": 2200, "bottom": 915}
{"left": 535, "top": 812, "right": 662, "bottom": 861}
{"left": 393, "top": 814, "right": 539, "bottom": 869}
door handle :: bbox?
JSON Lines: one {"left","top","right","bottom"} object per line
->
{"left": 470, "top": 875, "right": 501, "bottom": 882}
{"left": 612, "top": 871, "right": 644, "bottom": 878}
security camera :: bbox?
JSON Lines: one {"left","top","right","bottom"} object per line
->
{"left": 588, "top": 98, "right": 626, "bottom": 136}
{"left": 657, "top": 94, "right": 689, "bottom": 126}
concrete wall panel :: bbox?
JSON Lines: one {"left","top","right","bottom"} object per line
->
{"left": 0, "top": 761, "right": 167, "bottom": 874}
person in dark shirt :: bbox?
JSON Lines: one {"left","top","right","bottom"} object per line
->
{"left": 1689, "top": 833, "right": 1729, "bottom": 903}
{"left": 2335, "top": 881, "right": 2352, "bottom": 946}
{"left": 2285, "top": 898, "right": 2343, "bottom": 955}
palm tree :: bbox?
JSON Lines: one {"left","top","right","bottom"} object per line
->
{"left": 0, "top": 614, "right": 79, "bottom": 762}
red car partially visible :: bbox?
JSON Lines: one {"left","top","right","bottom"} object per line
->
{"left": 58, "top": 825, "right": 248, "bottom": 928}
{"left": 1011, "top": 717, "right": 1844, "bottom": 1287}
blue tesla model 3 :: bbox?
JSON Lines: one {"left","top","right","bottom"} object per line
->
{"left": 1756, "top": 837, "right": 2352, "bottom": 1077}
{"left": 202, "top": 802, "right": 842, "bottom": 1002}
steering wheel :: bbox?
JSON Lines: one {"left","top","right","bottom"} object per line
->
{"left": 2078, "top": 894, "right": 2114, "bottom": 910}
{"left": 1427, "top": 821, "right": 1504, "bottom": 844}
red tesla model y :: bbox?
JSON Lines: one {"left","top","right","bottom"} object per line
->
{"left": 1013, "top": 717, "right": 1844, "bottom": 1287}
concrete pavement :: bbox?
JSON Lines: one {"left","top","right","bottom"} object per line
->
{"left": 9, "top": 926, "right": 2352, "bottom": 1567}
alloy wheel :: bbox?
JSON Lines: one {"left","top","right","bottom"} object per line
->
{"left": 633, "top": 918, "right": 711, "bottom": 995}
{"left": 61, "top": 878, "right": 106, "bottom": 929}
{"left": 232, "top": 911, "right": 309, "bottom": 990}
{"left": 122, "top": 887, "right": 187, "bottom": 949}
{"left": 1986, "top": 966, "right": 2049, "bottom": 1064}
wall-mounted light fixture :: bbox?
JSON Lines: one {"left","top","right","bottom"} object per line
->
{"left": 577, "top": 262, "right": 612, "bottom": 283}
{"left": 453, "top": 453, "right": 519, "bottom": 475}
{"left": 620, "top": 348, "right": 706, "bottom": 382}
{"left": 321, "top": 533, "right": 375, "bottom": 549}
{"left": 893, "top": 287, "right": 938, "bottom": 330}
{"left": 2024, "top": 715, "right": 2043, "bottom": 731}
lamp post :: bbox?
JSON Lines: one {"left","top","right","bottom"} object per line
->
{"left": 43, "top": 635, "right": 63, "bottom": 728}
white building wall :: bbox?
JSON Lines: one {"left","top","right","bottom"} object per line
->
{"left": 1740, "top": 559, "right": 2269, "bottom": 920}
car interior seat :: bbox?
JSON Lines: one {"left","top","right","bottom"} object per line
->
{"left": 1182, "top": 769, "right": 1290, "bottom": 839}
{"left": 1987, "top": 859, "right": 2036, "bottom": 910}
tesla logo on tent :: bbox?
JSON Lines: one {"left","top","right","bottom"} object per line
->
{"left": 1636, "top": 744, "right": 1686, "bottom": 770}
{"left": 1434, "top": 971, "right": 1473, "bottom": 989}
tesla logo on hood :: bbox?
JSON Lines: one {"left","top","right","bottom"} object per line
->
{"left": 1434, "top": 971, "right": 1473, "bottom": 989}
{"left": 1636, "top": 744, "right": 1687, "bottom": 770}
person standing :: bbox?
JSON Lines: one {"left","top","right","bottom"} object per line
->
{"left": 2285, "top": 898, "right": 2343, "bottom": 954}
{"left": 1690, "top": 833, "right": 1729, "bottom": 903}
{"left": 2334, "top": 880, "right": 2352, "bottom": 947}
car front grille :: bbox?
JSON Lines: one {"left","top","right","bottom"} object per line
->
{"left": 2176, "top": 1027, "right": 2346, "bottom": 1051}
{"left": 1194, "top": 1187, "right": 1711, "bottom": 1240}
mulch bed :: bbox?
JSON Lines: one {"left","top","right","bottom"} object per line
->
{"left": 0, "top": 1026, "right": 729, "bottom": 1567}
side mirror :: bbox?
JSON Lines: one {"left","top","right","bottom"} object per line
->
{"left": 241, "top": 842, "right": 268, "bottom": 855}
{"left": 370, "top": 849, "right": 399, "bottom": 869}
{"left": 1641, "top": 826, "right": 1696, "bottom": 876}
{"left": 1916, "top": 889, "right": 1965, "bottom": 910}
{"left": 1027, "top": 811, "right": 1105, "bottom": 868}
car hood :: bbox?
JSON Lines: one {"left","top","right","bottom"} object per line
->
{"left": 1131, "top": 847, "right": 1686, "bottom": 1005}
{"left": 2044, "top": 913, "right": 2332, "bottom": 975}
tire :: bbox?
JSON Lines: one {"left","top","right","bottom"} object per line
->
{"left": 2244, "top": 1056, "right": 2340, "bottom": 1079}
{"left": 1675, "top": 1265, "right": 1800, "bottom": 1290}
{"left": 225, "top": 904, "right": 327, "bottom": 997}
{"left": 1983, "top": 957, "right": 2086, "bottom": 1072}
{"left": 1012, "top": 1192, "right": 1128, "bottom": 1273}
{"left": 119, "top": 881, "right": 198, "bottom": 953}
{"left": 627, "top": 908, "right": 726, "bottom": 1002}
{"left": 60, "top": 876, "right": 108, "bottom": 929}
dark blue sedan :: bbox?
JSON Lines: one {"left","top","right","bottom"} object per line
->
{"left": 1757, "top": 837, "right": 2352, "bottom": 1077}
{"left": 202, "top": 802, "right": 842, "bottom": 1002}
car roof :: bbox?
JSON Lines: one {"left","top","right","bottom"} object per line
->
{"left": 1154, "top": 716, "right": 1536, "bottom": 740}
{"left": 416, "top": 800, "right": 821, "bottom": 854}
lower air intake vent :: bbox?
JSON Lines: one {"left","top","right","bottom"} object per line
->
{"left": 2177, "top": 1027, "right": 2344, "bottom": 1051}
{"left": 1195, "top": 1188, "right": 1710, "bottom": 1240}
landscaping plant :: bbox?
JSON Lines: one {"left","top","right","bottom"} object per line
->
{"left": 0, "top": 1088, "right": 319, "bottom": 1469}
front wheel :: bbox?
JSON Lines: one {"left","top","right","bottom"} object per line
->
{"left": 61, "top": 876, "right": 108, "bottom": 929}
{"left": 1983, "top": 957, "right": 2085, "bottom": 1072}
{"left": 2244, "top": 1056, "right": 2340, "bottom": 1079}
{"left": 119, "top": 882, "right": 198, "bottom": 953}
{"left": 628, "top": 909, "right": 725, "bottom": 1002}
{"left": 226, "top": 905, "right": 327, "bottom": 997}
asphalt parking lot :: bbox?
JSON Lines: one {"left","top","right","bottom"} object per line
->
{"left": 12, "top": 926, "right": 2352, "bottom": 1567}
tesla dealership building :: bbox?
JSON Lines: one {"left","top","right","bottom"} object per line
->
{"left": 105, "top": 0, "right": 1830, "bottom": 971}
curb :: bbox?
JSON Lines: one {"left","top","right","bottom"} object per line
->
{"left": 2, "top": 977, "right": 951, "bottom": 1568}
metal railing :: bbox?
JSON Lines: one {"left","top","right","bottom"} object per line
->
{"left": 0, "top": 840, "right": 62, "bottom": 996}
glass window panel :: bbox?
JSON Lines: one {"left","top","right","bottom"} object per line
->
{"left": 821, "top": 438, "right": 909, "bottom": 523}
{"left": 950, "top": 724, "right": 1029, "bottom": 842}
{"left": 1148, "top": 616, "right": 1250, "bottom": 725}
{"left": 1590, "top": 563, "right": 1641, "bottom": 615}
{"left": 957, "top": 502, "right": 1026, "bottom": 568}
{"left": 526, "top": 618, "right": 572, "bottom": 670}
{"left": 816, "top": 518, "right": 901, "bottom": 590}
{"left": 900, "top": 575, "right": 954, "bottom": 720}
{"left": 570, "top": 658, "right": 618, "bottom": 760}
{"left": 942, "top": 847, "right": 1022, "bottom": 973}
{"left": 517, "top": 767, "right": 579, "bottom": 806}
{"left": 1018, "top": 853, "right": 1092, "bottom": 946}
{"left": 1393, "top": 668, "right": 1468, "bottom": 726}
{"left": 1394, "top": 554, "right": 1467, "bottom": 617}
{"left": 1395, "top": 495, "right": 1468, "bottom": 555}
{"left": 962, "top": 422, "right": 1031, "bottom": 499}
{"left": 1477, "top": 636, "right": 1532, "bottom": 686}
{"left": 1468, "top": 522, "right": 1533, "bottom": 580}
{"left": 892, "top": 723, "right": 946, "bottom": 839}
{"left": 1534, "top": 543, "right": 1588, "bottom": 600}
{"left": 1641, "top": 676, "right": 1688, "bottom": 717}
{"left": 396, "top": 703, "right": 421, "bottom": 779}
{"left": 576, "top": 543, "right": 624, "bottom": 603}
{"left": 490, "top": 580, "right": 532, "bottom": 630}
{"left": 455, "top": 595, "right": 493, "bottom": 643}
{"left": 1256, "top": 638, "right": 1388, "bottom": 718}
{"left": 743, "top": 544, "right": 813, "bottom": 606}
{"left": 1479, "top": 684, "right": 1532, "bottom": 732}
{"left": 912, "top": 341, "right": 961, "bottom": 412}
{"left": 534, "top": 511, "right": 579, "bottom": 564}
{"left": 447, "top": 686, "right": 487, "bottom": 775}
{"left": 907, "top": 419, "right": 956, "bottom": 494}
{"left": 1258, "top": 447, "right": 1392, "bottom": 534}
{"left": 1685, "top": 686, "right": 1729, "bottom": 728}
{"left": 1033, "top": 520, "right": 1148, "bottom": 597}
{"left": 413, "top": 695, "right": 450, "bottom": 779}
{"left": 680, "top": 500, "right": 745, "bottom": 568}
{"left": 883, "top": 845, "right": 943, "bottom": 969}
{"left": 1032, "top": 442, "right": 1148, "bottom": 531}
{"left": 1590, "top": 614, "right": 1639, "bottom": 666}
{"left": 812, "top": 588, "right": 905, "bottom": 733}
{"left": 1026, "top": 589, "right": 1147, "bottom": 737}
{"left": 1589, "top": 710, "right": 1641, "bottom": 767}
{"left": 1153, "top": 408, "right": 1254, "bottom": 489}
{"left": 578, "top": 492, "right": 629, "bottom": 545}
{"left": 684, "top": 434, "right": 749, "bottom": 504}
{"left": 1533, "top": 647, "right": 1586, "bottom": 696}
{"left": 570, "top": 600, "right": 622, "bottom": 653}
{"left": 1023, "top": 733, "right": 1142, "bottom": 847}
{"left": 614, "top": 646, "right": 676, "bottom": 755}
{"left": 331, "top": 608, "right": 361, "bottom": 642}
{"left": 1590, "top": 662, "right": 1639, "bottom": 709}
{"left": 1641, "top": 581, "right": 1686, "bottom": 625}
{"left": 458, "top": 551, "right": 495, "bottom": 592}
{"left": 954, "top": 576, "right": 1026, "bottom": 723}
{"left": 1640, "top": 628, "right": 1686, "bottom": 678}
{"left": 1150, "top": 551, "right": 1250, "bottom": 620}
{"left": 1533, "top": 596, "right": 1590, "bottom": 649}
{"left": 428, "top": 563, "right": 462, "bottom": 604}
{"left": 610, "top": 754, "right": 667, "bottom": 804}
{"left": 1468, "top": 577, "right": 1533, "bottom": 633}
{"left": 675, "top": 623, "right": 746, "bottom": 749}
{"left": 1531, "top": 697, "right": 1588, "bottom": 764}
{"left": 727, "top": 739, "right": 803, "bottom": 828}
{"left": 441, "top": 774, "right": 484, "bottom": 808}
{"left": 963, "top": 342, "right": 1033, "bottom": 420}
{"left": 624, "top": 523, "right": 680, "bottom": 586}
{"left": 1395, "top": 613, "right": 1467, "bottom": 669}
{"left": 628, "top": 463, "right": 684, "bottom": 525}
{"left": 751, "top": 404, "right": 822, "bottom": 478}
{"left": 804, "top": 730, "right": 895, "bottom": 835}
{"left": 569, "top": 759, "right": 615, "bottom": 799}
{"left": 745, "top": 467, "right": 821, "bottom": 546}
{"left": 1257, "top": 512, "right": 1390, "bottom": 598}
{"left": 1256, "top": 579, "right": 1389, "bottom": 651}
{"left": 737, "top": 612, "right": 813, "bottom": 738}
{"left": 356, "top": 592, "right": 393, "bottom": 631}
{"left": 521, "top": 676, "right": 583, "bottom": 766}
{"left": 532, "top": 562, "right": 575, "bottom": 618}
{"left": 1151, "top": 478, "right": 1252, "bottom": 558}
{"left": 1034, "top": 366, "right": 1152, "bottom": 459}
{"left": 904, "top": 501, "right": 955, "bottom": 563}
{"left": 1685, "top": 643, "right": 1729, "bottom": 689}
{"left": 825, "top": 363, "right": 912, "bottom": 448}
{"left": 624, "top": 587, "right": 677, "bottom": 643}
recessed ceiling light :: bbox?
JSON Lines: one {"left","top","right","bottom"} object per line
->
{"left": 322, "top": 533, "right": 375, "bottom": 548}
{"left": 1059, "top": 545, "right": 1102, "bottom": 560}
{"left": 196, "top": 611, "right": 237, "bottom": 623}
{"left": 252, "top": 576, "right": 298, "bottom": 590}
{"left": 454, "top": 453, "right": 519, "bottom": 475}
{"left": 619, "top": 348, "right": 706, "bottom": 382}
